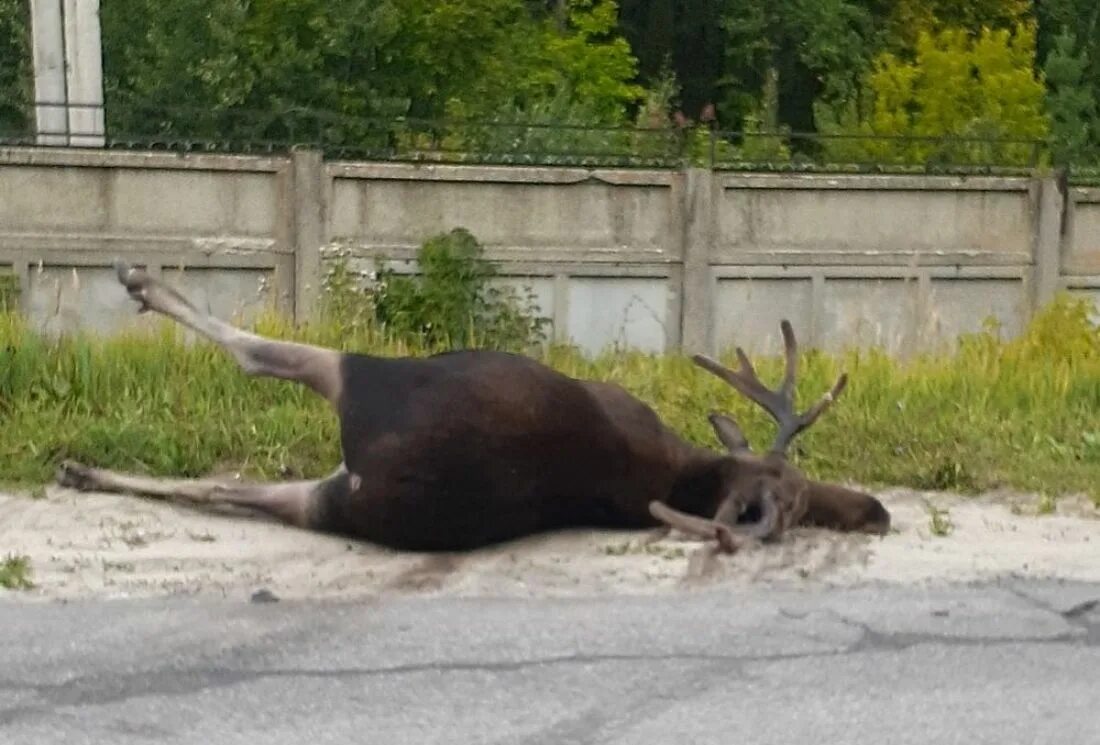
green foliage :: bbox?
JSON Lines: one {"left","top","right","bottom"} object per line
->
{"left": 816, "top": 23, "right": 1050, "bottom": 167}
{"left": 1029, "top": 0, "right": 1100, "bottom": 167}
{"left": 1035, "top": 0, "right": 1100, "bottom": 85}
{"left": 327, "top": 228, "right": 550, "bottom": 351}
{"left": 617, "top": 0, "right": 725, "bottom": 120}
{"left": 0, "top": 0, "right": 30, "bottom": 136}
{"left": 12, "top": 0, "right": 1100, "bottom": 166}
{"left": 371, "top": 228, "right": 549, "bottom": 350}
{"left": 526, "top": 0, "right": 644, "bottom": 121}
{"left": 881, "top": 0, "right": 1031, "bottom": 55}
{"left": 719, "top": 0, "right": 873, "bottom": 132}
{"left": 1044, "top": 31, "right": 1098, "bottom": 165}
{"left": 101, "top": 0, "right": 425, "bottom": 143}
{"left": 431, "top": 0, "right": 644, "bottom": 159}
{"left": 406, "top": 90, "right": 656, "bottom": 167}
{"left": 417, "top": 0, "right": 643, "bottom": 127}
{"left": 100, "top": 0, "right": 641, "bottom": 148}
{"left": 625, "top": 66, "right": 787, "bottom": 168}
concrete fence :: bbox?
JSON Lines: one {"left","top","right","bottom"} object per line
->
{"left": 1, "top": 146, "right": 1098, "bottom": 356}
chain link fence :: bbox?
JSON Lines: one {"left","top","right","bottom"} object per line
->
{"left": 1, "top": 100, "right": 1081, "bottom": 178}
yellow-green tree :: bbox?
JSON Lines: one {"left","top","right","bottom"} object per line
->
{"left": 817, "top": 23, "right": 1050, "bottom": 168}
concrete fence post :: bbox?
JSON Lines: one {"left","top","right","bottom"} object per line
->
{"left": 680, "top": 168, "right": 716, "bottom": 355}
{"left": 1031, "top": 172, "right": 1066, "bottom": 314}
{"left": 291, "top": 148, "right": 325, "bottom": 325}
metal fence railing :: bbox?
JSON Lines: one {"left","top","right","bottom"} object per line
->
{"left": 2, "top": 100, "right": 1089, "bottom": 178}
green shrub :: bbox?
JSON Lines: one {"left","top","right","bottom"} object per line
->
{"left": 323, "top": 228, "right": 549, "bottom": 352}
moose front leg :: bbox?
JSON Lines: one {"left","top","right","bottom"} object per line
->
{"left": 114, "top": 262, "right": 344, "bottom": 407}
{"left": 56, "top": 460, "right": 350, "bottom": 530}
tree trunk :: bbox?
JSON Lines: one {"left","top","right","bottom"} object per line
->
{"left": 762, "top": 63, "right": 780, "bottom": 131}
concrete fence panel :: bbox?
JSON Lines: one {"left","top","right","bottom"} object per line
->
{"left": 707, "top": 174, "right": 1040, "bottom": 356}
{"left": 1063, "top": 185, "right": 1100, "bottom": 322}
{"left": 320, "top": 162, "right": 684, "bottom": 354}
{"left": 0, "top": 148, "right": 296, "bottom": 336}
{"left": 0, "top": 146, "right": 1087, "bottom": 354}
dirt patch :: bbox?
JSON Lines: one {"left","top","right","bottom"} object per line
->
{"left": 1, "top": 484, "right": 1099, "bottom": 602}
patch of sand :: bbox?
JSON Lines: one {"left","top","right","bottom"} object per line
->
{"left": 1, "top": 484, "right": 1098, "bottom": 602}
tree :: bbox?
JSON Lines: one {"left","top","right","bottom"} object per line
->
{"left": 1044, "top": 31, "right": 1097, "bottom": 165}
{"left": 386, "top": 0, "right": 645, "bottom": 163}
{"left": 442, "top": 0, "right": 643, "bottom": 124}
{"left": 0, "top": 0, "right": 30, "bottom": 137}
{"left": 1036, "top": 0, "right": 1100, "bottom": 163}
{"left": 718, "top": 0, "right": 874, "bottom": 136}
{"left": 99, "top": 0, "right": 642, "bottom": 152}
{"left": 616, "top": 0, "right": 725, "bottom": 120}
{"left": 816, "top": 23, "right": 1050, "bottom": 168}
{"left": 879, "top": 0, "right": 1031, "bottom": 55}
{"left": 101, "top": 0, "right": 422, "bottom": 143}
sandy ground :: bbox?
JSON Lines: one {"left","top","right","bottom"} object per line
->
{"left": 2, "top": 483, "right": 1099, "bottom": 602}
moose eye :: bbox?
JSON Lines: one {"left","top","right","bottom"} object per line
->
{"left": 737, "top": 497, "right": 766, "bottom": 524}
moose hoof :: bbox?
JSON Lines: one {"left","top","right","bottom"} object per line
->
{"left": 113, "top": 261, "right": 153, "bottom": 313}
{"left": 55, "top": 460, "right": 97, "bottom": 491}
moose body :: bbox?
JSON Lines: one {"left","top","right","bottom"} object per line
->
{"left": 57, "top": 263, "right": 890, "bottom": 555}
{"left": 319, "top": 349, "right": 702, "bottom": 550}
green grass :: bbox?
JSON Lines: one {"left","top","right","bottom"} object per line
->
{"left": 0, "top": 554, "right": 33, "bottom": 590}
{"left": 0, "top": 295, "right": 1098, "bottom": 502}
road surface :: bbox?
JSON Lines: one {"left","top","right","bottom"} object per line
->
{"left": 2, "top": 578, "right": 1099, "bottom": 744}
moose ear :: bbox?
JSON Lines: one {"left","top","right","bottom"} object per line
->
{"left": 799, "top": 480, "right": 890, "bottom": 535}
{"left": 707, "top": 412, "right": 750, "bottom": 454}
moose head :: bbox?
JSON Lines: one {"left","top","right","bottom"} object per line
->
{"left": 649, "top": 320, "right": 882, "bottom": 553}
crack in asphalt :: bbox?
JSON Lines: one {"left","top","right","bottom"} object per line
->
{"left": 1000, "top": 585, "right": 1100, "bottom": 644}
{"left": 4, "top": 580, "right": 1100, "bottom": 733}
{"left": 3, "top": 605, "right": 1099, "bottom": 728}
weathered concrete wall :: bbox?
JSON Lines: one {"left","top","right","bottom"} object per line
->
{"left": 0, "top": 148, "right": 296, "bottom": 336}
{"left": 323, "top": 162, "right": 682, "bottom": 352}
{"left": 1063, "top": 185, "right": 1100, "bottom": 324}
{"left": 1, "top": 146, "right": 1091, "bottom": 355}
{"left": 707, "top": 174, "right": 1039, "bottom": 355}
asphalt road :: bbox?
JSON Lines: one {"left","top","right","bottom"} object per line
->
{"left": 2, "top": 579, "right": 1099, "bottom": 744}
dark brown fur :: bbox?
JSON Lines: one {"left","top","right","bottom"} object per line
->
{"left": 56, "top": 263, "right": 890, "bottom": 554}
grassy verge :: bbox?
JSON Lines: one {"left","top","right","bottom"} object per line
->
{"left": 1, "top": 296, "right": 1098, "bottom": 502}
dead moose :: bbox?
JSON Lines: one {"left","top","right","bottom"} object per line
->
{"left": 56, "top": 262, "right": 890, "bottom": 555}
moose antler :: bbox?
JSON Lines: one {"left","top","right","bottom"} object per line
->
{"left": 648, "top": 501, "right": 741, "bottom": 553}
{"left": 648, "top": 490, "right": 780, "bottom": 554}
{"left": 692, "top": 320, "right": 847, "bottom": 455}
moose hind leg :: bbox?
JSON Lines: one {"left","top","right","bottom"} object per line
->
{"left": 113, "top": 262, "right": 343, "bottom": 407}
{"left": 56, "top": 460, "right": 350, "bottom": 530}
